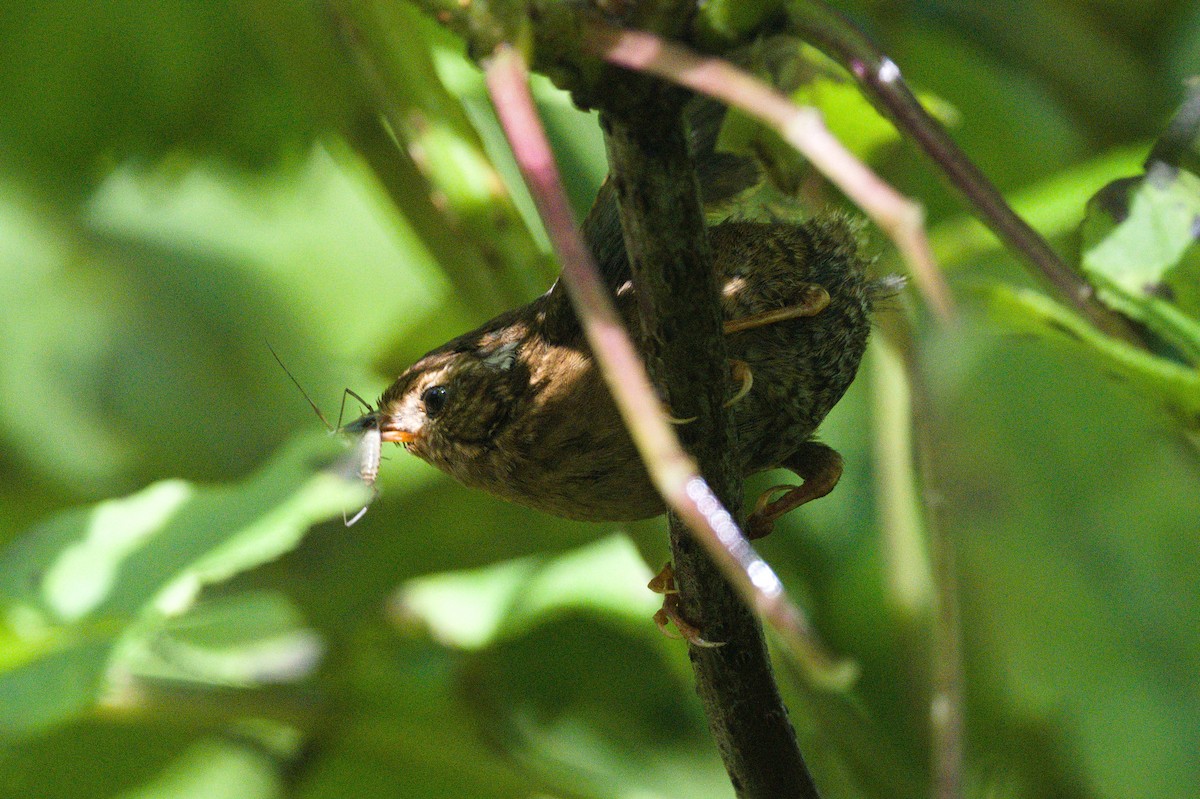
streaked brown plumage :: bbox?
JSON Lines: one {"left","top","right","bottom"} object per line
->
{"left": 368, "top": 213, "right": 887, "bottom": 530}
{"left": 334, "top": 98, "right": 899, "bottom": 534}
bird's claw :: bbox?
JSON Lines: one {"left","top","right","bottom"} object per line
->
{"left": 648, "top": 563, "right": 725, "bottom": 648}
{"left": 745, "top": 441, "right": 844, "bottom": 539}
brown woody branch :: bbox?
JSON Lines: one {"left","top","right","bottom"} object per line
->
{"left": 484, "top": 45, "right": 832, "bottom": 799}
{"left": 597, "top": 81, "right": 820, "bottom": 797}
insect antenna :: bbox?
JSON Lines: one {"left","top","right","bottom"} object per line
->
{"left": 268, "top": 341, "right": 336, "bottom": 432}
{"left": 268, "top": 342, "right": 381, "bottom": 528}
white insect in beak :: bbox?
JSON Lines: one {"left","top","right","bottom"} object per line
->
{"left": 340, "top": 412, "right": 382, "bottom": 526}
{"left": 268, "top": 343, "right": 383, "bottom": 527}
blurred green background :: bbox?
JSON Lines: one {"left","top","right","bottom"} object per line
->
{"left": 1, "top": 1, "right": 1198, "bottom": 798}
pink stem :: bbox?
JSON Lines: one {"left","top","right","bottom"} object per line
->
{"left": 483, "top": 44, "right": 846, "bottom": 679}
{"left": 587, "top": 22, "right": 955, "bottom": 323}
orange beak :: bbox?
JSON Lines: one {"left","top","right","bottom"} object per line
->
{"left": 381, "top": 429, "right": 417, "bottom": 444}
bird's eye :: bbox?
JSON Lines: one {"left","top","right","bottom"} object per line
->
{"left": 421, "top": 385, "right": 448, "bottom": 417}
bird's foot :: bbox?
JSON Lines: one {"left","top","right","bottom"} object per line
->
{"left": 724, "top": 359, "right": 753, "bottom": 407}
{"left": 722, "top": 283, "right": 830, "bottom": 334}
{"left": 747, "top": 442, "right": 844, "bottom": 539}
{"left": 666, "top": 358, "right": 754, "bottom": 421}
{"left": 648, "top": 563, "right": 724, "bottom": 648}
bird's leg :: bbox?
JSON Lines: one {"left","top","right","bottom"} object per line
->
{"left": 676, "top": 284, "right": 829, "bottom": 420}
{"left": 722, "top": 283, "right": 830, "bottom": 334}
{"left": 648, "top": 443, "right": 841, "bottom": 640}
{"left": 720, "top": 283, "right": 829, "bottom": 410}
{"left": 725, "top": 359, "right": 753, "bottom": 406}
{"left": 648, "top": 563, "right": 724, "bottom": 648}
{"left": 669, "top": 360, "right": 752, "bottom": 421}
{"left": 747, "top": 442, "right": 843, "bottom": 540}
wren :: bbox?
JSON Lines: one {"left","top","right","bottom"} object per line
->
{"left": 363, "top": 212, "right": 887, "bottom": 538}
{"left": 346, "top": 98, "right": 894, "bottom": 537}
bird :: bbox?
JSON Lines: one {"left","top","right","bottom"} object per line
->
{"left": 348, "top": 102, "right": 893, "bottom": 540}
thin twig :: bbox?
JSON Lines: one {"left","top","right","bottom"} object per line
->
{"left": 916, "top": 384, "right": 964, "bottom": 799}
{"left": 876, "top": 314, "right": 964, "bottom": 799}
{"left": 323, "top": 0, "right": 549, "bottom": 308}
{"left": 483, "top": 45, "right": 852, "bottom": 686}
{"left": 585, "top": 21, "right": 955, "bottom": 324}
{"left": 868, "top": 335, "right": 933, "bottom": 623}
{"left": 783, "top": 0, "right": 1143, "bottom": 346}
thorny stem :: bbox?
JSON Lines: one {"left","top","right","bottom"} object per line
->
{"left": 483, "top": 46, "right": 851, "bottom": 685}
{"left": 929, "top": 512, "right": 965, "bottom": 799}
{"left": 783, "top": 0, "right": 1143, "bottom": 345}
{"left": 592, "top": 16, "right": 970, "bottom": 795}
{"left": 915, "top": 370, "right": 964, "bottom": 799}
{"left": 586, "top": 21, "right": 955, "bottom": 324}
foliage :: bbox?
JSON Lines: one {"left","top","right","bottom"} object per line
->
{"left": 1, "top": 1, "right": 1198, "bottom": 798}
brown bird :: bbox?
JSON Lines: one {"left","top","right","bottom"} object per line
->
{"left": 351, "top": 103, "right": 894, "bottom": 540}
{"left": 367, "top": 213, "right": 886, "bottom": 539}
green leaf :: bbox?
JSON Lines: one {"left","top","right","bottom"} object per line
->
{"left": 124, "top": 591, "right": 323, "bottom": 688}
{"left": 0, "top": 636, "right": 113, "bottom": 743}
{"left": 0, "top": 2, "right": 343, "bottom": 203}
{"left": 114, "top": 735, "right": 289, "bottom": 799}
{"left": 0, "top": 432, "right": 368, "bottom": 739}
{"left": 394, "top": 533, "right": 659, "bottom": 650}
{"left": 986, "top": 284, "right": 1200, "bottom": 427}
{"left": 1081, "top": 163, "right": 1200, "bottom": 363}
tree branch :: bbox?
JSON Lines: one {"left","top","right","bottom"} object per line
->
{"left": 597, "top": 85, "right": 820, "bottom": 797}
{"left": 484, "top": 45, "right": 841, "bottom": 799}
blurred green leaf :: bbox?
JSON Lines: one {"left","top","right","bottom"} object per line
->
{"left": 986, "top": 284, "right": 1200, "bottom": 426}
{"left": 0, "top": 433, "right": 367, "bottom": 739}
{"left": 918, "top": 316, "right": 1200, "bottom": 799}
{"left": 0, "top": 148, "right": 453, "bottom": 508}
{"left": 0, "top": 2, "right": 337, "bottom": 203}
{"left": 460, "top": 617, "right": 730, "bottom": 799}
{"left": 395, "top": 533, "right": 658, "bottom": 650}
{"left": 125, "top": 591, "right": 323, "bottom": 687}
{"left": 937, "top": 1, "right": 1161, "bottom": 137}
{"left": 1081, "top": 164, "right": 1200, "bottom": 363}
{"left": 114, "top": 736, "right": 288, "bottom": 799}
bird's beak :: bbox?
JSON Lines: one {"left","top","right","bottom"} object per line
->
{"left": 380, "top": 428, "right": 417, "bottom": 444}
